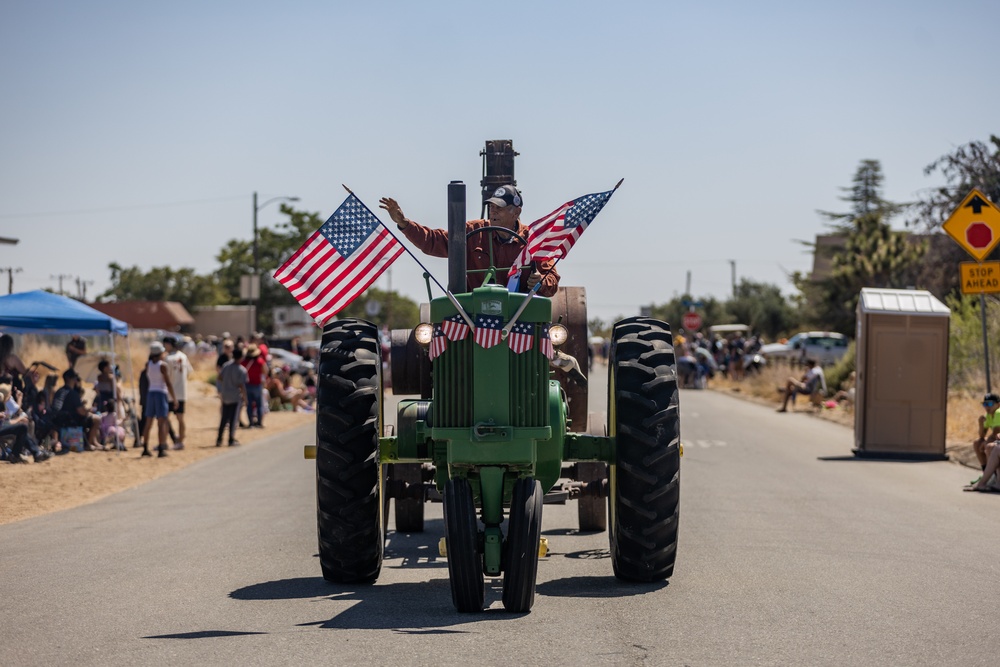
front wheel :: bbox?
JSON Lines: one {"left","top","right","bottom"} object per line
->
{"left": 443, "top": 478, "right": 484, "bottom": 612}
{"left": 502, "top": 477, "right": 543, "bottom": 612}
{"left": 608, "top": 317, "right": 680, "bottom": 581}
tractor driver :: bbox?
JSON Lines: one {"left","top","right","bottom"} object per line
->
{"left": 379, "top": 185, "right": 560, "bottom": 297}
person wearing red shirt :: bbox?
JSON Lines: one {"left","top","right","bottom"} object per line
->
{"left": 241, "top": 345, "right": 268, "bottom": 428}
{"left": 379, "top": 185, "right": 560, "bottom": 296}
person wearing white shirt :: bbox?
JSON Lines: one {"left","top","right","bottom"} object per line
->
{"left": 163, "top": 336, "right": 193, "bottom": 449}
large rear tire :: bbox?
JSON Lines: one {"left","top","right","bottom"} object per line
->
{"left": 443, "top": 478, "right": 484, "bottom": 612}
{"left": 608, "top": 317, "right": 680, "bottom": 582}
{"left": 316, "top": 319, "right": 385, "bottom": 584}
{"left": 392, "top": 463, "right": 425, "bottom": 533}
{"left": 577, "top": 413, "right": 608, "bottom": 532}
{"left": 502, "top": 477, "right": 543, "bottom": 612}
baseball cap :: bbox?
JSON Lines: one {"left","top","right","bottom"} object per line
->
{"left": 485, "top": 185, "right": 523, "bottom": 209}
{"left": 150, "top": 341, "right": 165, "bottom": 355}
{"left": 983, "top": 393, "right": 999, "bottom": 404}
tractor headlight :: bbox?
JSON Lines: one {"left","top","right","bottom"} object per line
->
{"left": 414, "top": 323, "right": 434, "bottom": 346}
{"left": 549, "top": 323, "right": 569, "bottom": 347}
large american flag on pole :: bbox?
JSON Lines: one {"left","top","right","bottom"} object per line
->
{"left": 512, "top": 187, "right": 616, "bottom": 268}
{"left": 274, "top": 194, "right": 403, "bottom": 324}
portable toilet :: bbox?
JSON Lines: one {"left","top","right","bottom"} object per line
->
{"left": 854, "top": 288, "right": 950, "bottom": 459}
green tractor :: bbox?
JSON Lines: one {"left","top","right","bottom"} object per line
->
{"left": 308, "top": 181, "right": 680, "bottom": 612}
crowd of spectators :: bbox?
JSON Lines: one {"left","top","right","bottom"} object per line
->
{"left": 2, "top": 329, "right": 318, "bottom": 465}
{"left": 675, "top": 330, "right": 764, "bottom": 389}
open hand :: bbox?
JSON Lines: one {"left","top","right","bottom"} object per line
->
{"left": 378, "top": 197, "right": 407, "bottom": 228}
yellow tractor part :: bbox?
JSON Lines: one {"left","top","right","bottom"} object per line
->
{"left": 439, "top": 536, "right": 549, "bottom": 558}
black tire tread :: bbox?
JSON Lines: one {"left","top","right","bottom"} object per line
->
{"left": 444, "top": 478, "right": 484, "bottom": 612}
{"left": 316, "top": 319, "right": 384, "bottom": 584}
{"left": 609, "top": 317, "right": 680, "bottom": 582}
{"left": 502, "top": 477, "right": 543, "bottom": 612}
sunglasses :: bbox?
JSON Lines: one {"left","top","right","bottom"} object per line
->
{"left": 984, "top": 401, "right": 996, "bottom": 407}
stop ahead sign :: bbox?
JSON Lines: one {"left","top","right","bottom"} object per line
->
{"left": 682, "top": 311, "right": 702, "bottom": 331}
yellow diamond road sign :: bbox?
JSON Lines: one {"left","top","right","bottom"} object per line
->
{"left": 942, "top": 188, "right": 1000, "bottom": 262}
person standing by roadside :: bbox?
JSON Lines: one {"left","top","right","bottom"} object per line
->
{"left": 65, "top": 335, "right": 86, "bottom": 369}
{"left": 140, "top": 342, "right": 177, "bottom": 458}
{"left": 163, "top": 336, "right": 193, "bottom": 450}
{"left": 241, "top": 344, "right": 268, "bottom": 428}
{"left": 217, "top": 347, "right": 248, "bottom": 447}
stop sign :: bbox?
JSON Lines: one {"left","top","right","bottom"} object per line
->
{"left": 682, "top": 311, "right": 702, "bottom": 331}
{"left": 967, "top": 222, "right": 993, "bottom": 249}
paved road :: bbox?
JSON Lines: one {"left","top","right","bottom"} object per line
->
{"left": 2, "top": 364, "right": 996, "bottom": 666}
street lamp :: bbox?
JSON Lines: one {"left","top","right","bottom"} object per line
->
{"left": 251, "top": 191, "right": 299, "bottom": 334}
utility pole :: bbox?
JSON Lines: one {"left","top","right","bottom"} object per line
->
{"left": 51, "top": 273, "right": 72, "bottom": 296}
{"left": 729, "top": 260, "right": 736, "bottom": 298}
{"left": 0, "top": 267, "right": 22, "bottom": 294}
{"left": 75, "top": 277, "right": 94, "bottom": 301}
{"left": 685, "top": 270, "right": 691, "bottom": 296}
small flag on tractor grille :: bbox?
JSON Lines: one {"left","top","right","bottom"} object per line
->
{"left": 428, "top": 324, "right": 447, "bottom": 361}
{"left": 507, "top": 321, "right": 534, "bottom": 354}
{"left": 539, "top": 323, "right": 555, "bottom": 360}
{"left": 441, "top": 313, "right": 470, "bottom": 341}
{"left": 474, "top": 314, "right": 504, "bottom": 349}
{"left": 273, "top": 193, "right": 403, "bottom": 324}
{"left": 512, "top": 187, "right": 617, "bottom": 268}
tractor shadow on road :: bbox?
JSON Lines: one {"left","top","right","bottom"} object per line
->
{"left": 231, "top": 577, "right": 522, "bottom": 630}
{"left": 537, "top": 575, "right": 668, "bottom": 599}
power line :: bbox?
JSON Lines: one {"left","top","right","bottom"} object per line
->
{"left": 0, "top": 195, "right": 247, "bottom": 220}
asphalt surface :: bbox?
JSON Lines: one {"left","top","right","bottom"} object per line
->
{"left": 1, "top": 363, "right": 997, "bottom": 666}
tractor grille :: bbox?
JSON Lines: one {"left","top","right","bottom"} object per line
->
{"left": 433, "top": 330, "right": 549, "bottom": 428}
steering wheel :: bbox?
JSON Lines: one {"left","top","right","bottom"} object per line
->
{"left": 465, "top": 226, "right": 529, "bottom": 287}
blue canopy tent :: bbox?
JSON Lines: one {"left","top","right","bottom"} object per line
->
{"left": 0, "top": 290, "right": 128, "bottom": 335}
{"left": 0, "top": 291, "right": 137, "bottom": 447}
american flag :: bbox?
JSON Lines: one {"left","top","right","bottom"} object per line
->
{"left": 428, "top": 324, "right": 447, "bottom": 361}
{"left": 539, "top": 323, "right": 555, "bottom": 360}
{"left": 507, "top": 321, "right": 534, "bottom": 354}
{"left": 474, "top": 314, "right": 504, "bottom": 349}
{"left": 441, "top": 313, "right": 470, "bottom": 341}
{"left": 273, "top": 194, "right": 403, "bottom": 324}
{"left": 512, "top": 188, "right": 616, "bottom": 268}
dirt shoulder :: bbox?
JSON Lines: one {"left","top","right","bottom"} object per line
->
{"left": 708, "top": 383, "right": 978, "bottom": 469}
{"left": 0, "top": 380, "right": 314, "bottom": 526}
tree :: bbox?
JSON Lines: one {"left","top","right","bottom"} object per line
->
{"left": 726, "top": 279, "right": 797, "bottom": 340}
{"left": 906, "top": 135, "right": 1000, "bottom": 299}
{"left": 795, "top": 160, "right": 926, "bottom": 334}
{"left": 337, "top": 287, "right": 419, "bottom": 329}
{"left": 99, "top": 263, "right": 228, "bottom": 309}
{"left": 910, "top": 135, "right": 1000, "bottom": 231}
{"left": 215, "top": 204, "right": 323, "bottom": 331}
{"left": 818, "top": 159, "right": 908, "bottom": 230}
{"left": 648, "top": 294, "right": 728, "bottom": 335}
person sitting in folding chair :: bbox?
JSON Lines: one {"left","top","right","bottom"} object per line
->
{"left": 777, "top": 359, "right": 826, "bottom": 413}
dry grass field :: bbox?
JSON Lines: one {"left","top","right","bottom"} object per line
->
{"left": 0, "top": 335, "right": 314, "bottom": 525}
{"left": 708, "top": 363, "right": 980, "bottom": 468}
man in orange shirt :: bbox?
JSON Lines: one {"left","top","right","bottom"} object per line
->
{"left": 379, "top": 185, "right": 559, "bottom": 296}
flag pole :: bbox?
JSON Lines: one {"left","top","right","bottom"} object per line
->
{"left": 342, "top": 185, "right": 476, "bottom": 330}
{"left": 500, "top": 179, "right": 621, "bottom": 337}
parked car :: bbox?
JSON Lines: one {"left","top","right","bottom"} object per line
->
{"left": 268, "top": 347, "right": 315, "bottom": 375}
{"left": 760, "top": 331, "right": 849, "bottom": 366}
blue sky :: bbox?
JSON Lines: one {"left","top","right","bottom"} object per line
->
{"left": 2, "top": 0, "right": 997, "bottom": 324}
